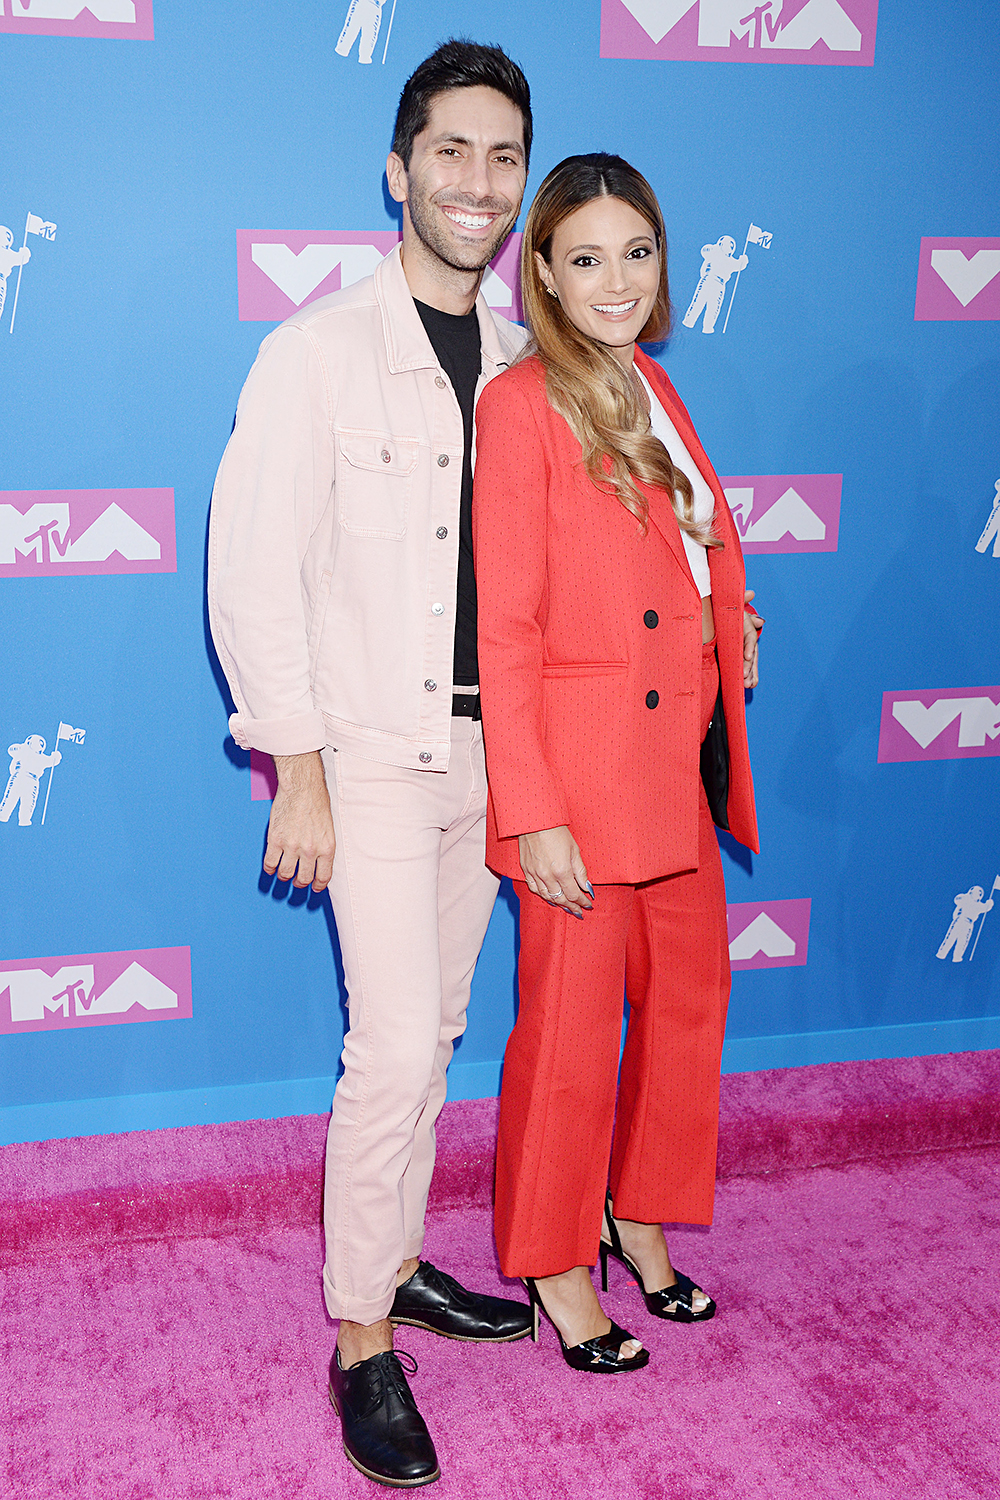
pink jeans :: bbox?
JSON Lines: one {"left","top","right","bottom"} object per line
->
{"left": 321, "top": 718, "right": 499, "bottom": 1324}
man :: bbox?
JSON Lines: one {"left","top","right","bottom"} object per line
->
{"left": 208, "top": 41, "right": 533, "bottom": 1489}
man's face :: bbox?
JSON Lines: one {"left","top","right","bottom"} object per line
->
{"left": 388, "top": 85, "right": 527, "bottom": 275}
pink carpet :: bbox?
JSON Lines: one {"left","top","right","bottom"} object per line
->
{"left": 3, "top": 1053, "right": 1000, "bottom": 1497}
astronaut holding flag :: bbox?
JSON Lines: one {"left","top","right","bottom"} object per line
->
{"left": 682, "top": 222, "right": 772, "bottom": 335}
{"left": 7, "top": 212, "right": 57, "bottom": 332}
{"left": 38, "top": 721, "right": 86, "bottom": 826}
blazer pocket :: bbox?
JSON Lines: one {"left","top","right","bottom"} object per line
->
{"left": 336, "top": 430, "right": 418, "bottom": 539}
{"left": 541, "top": 661, "right": 628, "bottom": 678}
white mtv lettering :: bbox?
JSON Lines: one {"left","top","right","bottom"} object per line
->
{"left": 251, "top": 243, "right": 385, "bottom": 306}
{"left": 76, "top": 961, "right": 178, "bottom": 1015}
{"left": 892, "top": 696, "right": 1000, "bottom": 749}
{"left": 930, "top": 250, "right": 1000, "bottom": 308}
{"left": 0, "top": 503, "right": 69, "bottom": 563}
{"left": 723, "top": 487, "right": 755, "bottom": 527}
{"left": 729, "top": 913, "right": 796, "bottom": 961}
{"left": 0, "top": 966, "right": 94, "bottom": 1023}
{"left": 0, "top": 502, "right": 158, "bottom": 565}
{"left": 741, "top": 487, "right": 825, "bottom": 543}
{"left": 63, "top": 503, "right": 160, "bottom": 562}
{"left": 8, "top": 0, "right": 136, "bottom": 17}
{"left": 699, "top": 0, "right": 861, "bottom": 48}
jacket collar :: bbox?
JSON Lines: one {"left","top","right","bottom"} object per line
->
{"left": 375, "top": 242, "right": 518, "bottom": 376}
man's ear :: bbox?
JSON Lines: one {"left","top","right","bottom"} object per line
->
{"left": 386, "top": 152, "right": 408, "bottom": 205}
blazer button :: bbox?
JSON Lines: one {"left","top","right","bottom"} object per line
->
{"left": 643, "top": 610, "right": 659, "bottom": 628}
{"left": 437, "top": 454, "right": 450, "bottom": 467}
{"left": 424, "top": 679, "right": 437, "bottom": 691}
{"left": 645, "top": 690, "right": 659, "bottom": 709}
{"left": 436, "top": 526, "right": 448, "bottom": 539}
{"left": 419, "top": 752, "right": 432, "bottom": 763}
{"left": 431, "top": 603, "right": 445, "bottom": 615}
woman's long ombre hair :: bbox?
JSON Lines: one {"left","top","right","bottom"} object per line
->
{"left": 520, "top": 153, "right": 718, "bottom": 545}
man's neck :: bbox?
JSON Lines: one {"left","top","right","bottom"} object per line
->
{"left": 400, "top": 235, "right": 483, "bottom": 317}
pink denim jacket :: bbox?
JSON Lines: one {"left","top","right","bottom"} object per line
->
{"left": 208, "top": 245, "right": 526, "bottom": 771}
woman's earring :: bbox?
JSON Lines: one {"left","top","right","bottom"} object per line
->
{"left": 545, "top": 285, "right": 558, "bottom": 300}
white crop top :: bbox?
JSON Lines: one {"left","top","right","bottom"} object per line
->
{"left": 637, "top": 369, "right": 714, "bottom": 598}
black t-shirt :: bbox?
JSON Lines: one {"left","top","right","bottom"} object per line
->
{"left": 414, "top": 298, "right": 482, "bottom": 689}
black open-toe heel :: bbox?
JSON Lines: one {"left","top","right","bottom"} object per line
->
{"left": 521, "top": 1277, "right": 650, "bottom": 1373}
{"left": 599, "top": 1192, "right": 716, "bottom": 1323}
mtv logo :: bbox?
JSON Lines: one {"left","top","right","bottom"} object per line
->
{"left": 727, "top": 899, "right": 811, "bottom": 970}
{"left": 0, "top": 947, "right": 191, "bottom": 1035}
{"left": 878, "top": 687, "right": 1000, "bottom": 763}
{"left": 914, "top": 238, "right": 1000, "bottom": 321}
{"left": 600, "top": 0, "right": 877, "bottom": 66}
{"left": 722, "top": 474, "right": 841, "bottom": 554}
{"left": 237, "top": 230, "right": 523, "bottom": 323}
{"left": 0, "top": 490, "right": 176, "bottom": 578}
{"left": 0, "top": 0, "right": 153, "bottom": 38}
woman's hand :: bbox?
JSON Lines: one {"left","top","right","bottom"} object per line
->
{"left": 518, "top": 826, "right": 594, "bottom": 918}
{"left": 743, "top": 589, "right": 763, "bottom": 689}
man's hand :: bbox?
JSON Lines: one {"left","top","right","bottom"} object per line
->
{"left": 264, "top": 750, "right": 336, "bottom": 892}
{"left": 743, "top": 588, "right": 763, "bottom": 690}
{"left": 518, "top": 826, "right": 593, "bottom": 918}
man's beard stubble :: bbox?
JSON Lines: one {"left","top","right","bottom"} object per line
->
{"left": 406, "top": 183, "right": 515, "bottom": 275}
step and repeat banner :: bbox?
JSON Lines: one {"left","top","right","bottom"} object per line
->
{"left": 2, "top": 0, "right": 997, "bottom": 1142}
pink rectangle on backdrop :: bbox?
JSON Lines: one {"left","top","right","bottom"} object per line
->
{"left": 727, "top": 899, "right": 811, "bottom": 970}
{"left": 0, "top": 1, "right": 153, "bottom": 39}
{"left": 238, "top": 231, "right": 524, "bottom": 323}
{"left": 250, "top": 749, "right": 277, "bottom": 801}
{"left": 720, "top": 474, "right": 841, "bottom": 554}
{"left": 0, "top": 947, "right": 191, "bottom": 1036}
{"left": 600, "top": 0, "right": 877, "bottom": 65}
{"left": 0, "top": 489, "right": 175, "bottom": 577}
{"left": 877, "top": 687, "right": 1000, "bottom": 763}
{"left": 913, "top": 238, "right": 1000, "bottom": 321}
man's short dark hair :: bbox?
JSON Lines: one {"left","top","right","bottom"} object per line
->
{"left": 392, "top": 39, "right": 532, "bottom": 170}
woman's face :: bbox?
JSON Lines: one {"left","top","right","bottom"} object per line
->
{"left": 535, "top": 195, "right": 659, "bottom": 366}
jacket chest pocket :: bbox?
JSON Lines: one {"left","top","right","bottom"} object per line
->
{"left": 336, "top": 430, "right": 418, "bottom": 539}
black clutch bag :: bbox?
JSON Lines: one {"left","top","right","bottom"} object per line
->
{"left": 700, "top": 672, "right": 730, "bottom": 831}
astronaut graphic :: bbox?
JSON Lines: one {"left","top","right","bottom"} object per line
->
{"left": 975, "top": 479, "right": 1000, "bottom": 558}
{"left": 335, "top": 0, "right": 387, "bottom": 64}
{"left": 936, "top": 883, "right": 997, "bottom": 963}
{"left": 0, "top": 736, "right": 61, "bottom": 827}
{"left": 0, "top": 227, "right": 30, "bottom": 321}
{"left": 683, "top": 237, "right": 749, "bottom": 334}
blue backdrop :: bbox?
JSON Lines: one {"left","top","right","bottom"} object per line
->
{"left": 2, "top": 0, "right": 998, "bottom": 1145}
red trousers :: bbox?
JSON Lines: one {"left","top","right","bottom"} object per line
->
{"left": 494, "top": 644, "right": 731, "bottom": 1277}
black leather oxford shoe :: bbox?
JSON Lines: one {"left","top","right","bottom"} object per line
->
{"left": 389, "top": 1261, "right": 533, "bottom": 1342}
{"left": 329, "top": 1348, "right": 440, "bottom": 1488}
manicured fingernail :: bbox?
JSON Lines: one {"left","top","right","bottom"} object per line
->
{"left": 584, "top": 882, "right": 594, "bottom": 896}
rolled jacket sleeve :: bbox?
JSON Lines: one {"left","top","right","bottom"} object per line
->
{"left": 208, "top": 324, "right": 334, "bottom": 756}
{"left": 473, "top": 376, "right": 571, "bottom": 839}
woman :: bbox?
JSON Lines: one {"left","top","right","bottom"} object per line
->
{"left": 473, "top": 154, "right": 761, "bottom": 1372}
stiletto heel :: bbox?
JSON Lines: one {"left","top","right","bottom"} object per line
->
{"left": 520, "top": 1277, "right": 650, "bottom": 1373}
{"left": 600, "top": 1191, "right": 716, "bottom": 1323}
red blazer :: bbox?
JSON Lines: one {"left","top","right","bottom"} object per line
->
{"left": 473, "top": 349, "right": 759, "bottom": 885}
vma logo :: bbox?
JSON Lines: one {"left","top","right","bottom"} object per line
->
{"left": 601, "top": 0, "right": 877, "bottom": 66}
{"left": 237, "top": 230, "right": 524, "bottom": 323}
{"left": 878, "top": 687, "right": 1000, "bottom": 763}
{"left": 0, "top": 947, "right": 191, "bottom": 1036}
{"left": 914, "top": 238, "right": 1000, "bottom": 322}
{"left": 727, "top": 899, "right": 810, "bottom": 970}
{"left": 0, "top": 0, "right": 153, "bottom": 38}
{"left": 722, "top": 475, "right": 841, "bottom": 553}
{"left": 0, "top": 489, "right": 175, "bottom": 577}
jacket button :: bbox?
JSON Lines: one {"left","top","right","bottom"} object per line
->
{"left": 643, "top": 610, "right": 659, "bottom": 628}
{"left": 381, "top": 449, "right": 391, "bottom": 463}
{"left": 424, "top": 679, "right": 437, "bottom": 692}
{"left": 435, "top": 526, "right": 448, "bottom": 539}
{"left": 419, "top": 752, "right": 432, "bottom": 763}
{"left": 645, "top": 690, "right": 659, "bottom": 709}
{"left": 435, "top": 375, "right": 447, "bottom": 389}
{"left": 437, "top": 454, "right": 450, "bottom": 468}
{"left": 431, "top": 603, "right": 444, "bottom": 615}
